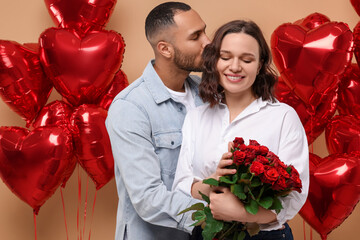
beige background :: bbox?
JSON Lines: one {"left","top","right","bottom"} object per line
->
{"left": 0, "top": 0, "right": 359, "bottom": 239}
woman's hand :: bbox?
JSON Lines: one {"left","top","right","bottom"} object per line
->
{"left": 209, "top": 187, "right": 246, "bottom": 222}
{"left": 210, "top": 152, "right": 236, "bottom": 180}
{"left": 209, "top": 187, "right": 277, "bottom": 224}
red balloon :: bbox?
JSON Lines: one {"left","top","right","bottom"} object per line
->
{"left": 275, "top": 76, "right": 337, "bottom": 144}
{"left": 32, "top": 100, "right": 76, "bottom": 187}
{"left": 351, "top": 0, "right": 360, "bottom": 16}
{"left": 39, "top": 28, "right": 125, "bottom": 107}
{"left": 337, "top": 64, "right": 360, "bottom": 119}
{"left": 0, "top": 126, "right": 75, "bottom": 214}
{"left": 294, "top": 12, "right": 330, "bottom": 30}
{"left": 271, "top": 20, "right": 353, "bottom": 110}
{"left": 32, "top": 100, "right": 73, "bottom": 129}
{"left": 325, "top": 115, "right": 360, "bottom": 155}
{"left": 44, "top": 0, "right": 117, "bottom": 36}
{"left": 97, "top": 69, "right": 128, "bottom": 110}
{"left": 353, "top": 22, "right": 360, "bottom": 69}
{"left": 299, "top": 153, "right": 360, "bottom": 240}
{"left": 70, "top": 104, "right": 114, "bottom": 189}
{"left": 0, "top": 40, "right": 53, "bottom": 125}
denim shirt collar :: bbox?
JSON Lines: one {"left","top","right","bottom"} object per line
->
{"left": 143, "top": 60, "right": 203, "bottom": 106}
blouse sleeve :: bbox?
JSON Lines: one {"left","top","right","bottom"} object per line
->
{"left": 261, "top": 108, "right": 309, "bottom": 229}
{"left": 262, "top": 107, "right": 309, "bottom": 229}
{"left": 172, "top": 109, "right": 197, "bottom": 196}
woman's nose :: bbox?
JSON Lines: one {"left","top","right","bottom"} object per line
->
{"left": 229, "top": 59, "right": 241, "bottom": 72}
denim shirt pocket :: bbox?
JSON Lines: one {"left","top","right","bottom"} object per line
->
{"left": 153, "top": 131, "right": 182, "bottom": 189}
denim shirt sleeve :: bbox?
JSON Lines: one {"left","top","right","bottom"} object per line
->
{"left": 106, "top": 98, "right": 199, "bottom": 233}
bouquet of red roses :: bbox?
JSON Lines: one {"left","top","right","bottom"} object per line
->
{"left": 179, "top": 137, "right": 302, "bottom": 240}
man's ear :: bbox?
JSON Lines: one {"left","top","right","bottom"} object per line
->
{"left": 157, "top": 41, "right": 173, "bottom": 59}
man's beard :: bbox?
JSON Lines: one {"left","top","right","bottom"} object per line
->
{"left": 173, "top": 47, "right": 203, "bottom": 72}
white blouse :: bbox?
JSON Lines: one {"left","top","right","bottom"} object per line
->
{"left": 172, "top": 98, "right": 309, "bottom": 231}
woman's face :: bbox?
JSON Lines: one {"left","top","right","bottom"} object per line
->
{"left": 216, "top": 32, "right": 261, "bottom": 99}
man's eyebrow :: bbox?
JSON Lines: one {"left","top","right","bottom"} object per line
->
{"left": 190, "top": 25, "right": 207, "bottom": 36}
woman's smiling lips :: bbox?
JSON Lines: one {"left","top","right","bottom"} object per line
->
{"left": 225, "top": 74, "right": 245, "bottom": 82}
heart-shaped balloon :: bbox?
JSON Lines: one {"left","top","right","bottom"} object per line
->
{"left": 32, "top": 100, "right": 73, "bottom": 129}
{"left": 0, "top": 126, "right": 75, "bottom": 214}
{"left": 275, "top": 76, "right": 337, "bottom": 144}
{"left": 97, "top": 69, "right": 128, "bottom": 110}
{"left": 44, "top": 0, "right": 117, "bottom": 36}
{"left": 39, "top": 28, "right": 125, "bottom": 107}
{"left": 271, "top": 20, "right": 353, "bottom": 110}
{"left": 353, "top": 22, "right": 360, "bottom": 69}
{"left": 351, "top": 0, "right": 360, "bottom": 16}
{"left": 294, "top": 12, "right": 330, "bottom": 30}
{"left": 299, "top": 152, "right": 360, "bottom": 240}
{"left": 70, "top": 104, "right": 114, "bottom": 189}
{"left": 0, "top": 40, "right": 53, "bottom": 125}
{"left": 32, "top": 100, "right": 76, "bottom": 186}
{"left": 337, "top": 64, "right": 360, "bottom": 119}
{"left": 325, "top": 115, "right": 360, "bottom": 155}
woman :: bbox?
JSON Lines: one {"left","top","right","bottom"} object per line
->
{"left": 172, "top": 20, "right": 309, "bottom": 239}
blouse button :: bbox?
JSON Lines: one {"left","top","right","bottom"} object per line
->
{"left": 171, "top": 141, "right": 174, "bottom": 145}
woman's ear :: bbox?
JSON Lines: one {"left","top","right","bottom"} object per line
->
{"left": 157, "top": 41, "right": 173, "bottom": 59}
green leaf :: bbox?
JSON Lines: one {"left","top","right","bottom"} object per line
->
{"left": 240, "top": 173, "right": 252, "bottom": 180}
{"left": 177, "top": 202, "right": 205, "bottom": 215}
{"left": 202, "top": 207, "right": 224, "bottom": 240}
{"left": 199, "top": 191, "right": 210, "bottom": 204}
{"left": 270, "top": 197, "right": 283, "bottom": 211}
{"left": 245, "top": 198, "right": 259, "bottom": 215}
{"left": 258, "top": 196, "right": 273, "bottom": 209}
{"left": 203, "top": 178, "right": 219, "bottom": 186}
{"left": 220, "top": 174, "right": 238, "bottom": 184}
{"left": 250, "top": 177, "right": 261, "bottom": 187}
{"left": 192, "top": 210, "right": 206, "bottom": 221}
{"left": 232, "top": 184, "right": 247, "bottom": 200}
{"left": 238, "top": 231, "right": 246, "bottom": 240}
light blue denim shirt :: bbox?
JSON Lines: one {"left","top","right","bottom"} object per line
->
{"left": 106, "top": 60, "right": 204, "bottom": 240}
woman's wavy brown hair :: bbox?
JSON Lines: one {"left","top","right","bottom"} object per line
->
{"left": 199, "top": 20, "right": 278, "bottom": 107}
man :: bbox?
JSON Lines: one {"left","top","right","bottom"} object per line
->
{"left": 106, "top": 2, "right": 210, "bottom": 240}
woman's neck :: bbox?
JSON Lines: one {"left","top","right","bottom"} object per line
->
{"left": 224, "top": 92, "right": 256, "bottom": 123}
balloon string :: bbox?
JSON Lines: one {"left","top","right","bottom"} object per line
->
{"left": 33, "top": 212, "right": 37, "bottom": 240}
{"left": 60, "top": 188, "right": 69, "bottom": 240}
{"left": 310, "top": 226, "right": 313, "bottom": 240}
{"left": 77, "top": 165, "right": 82, "bottom": 240}
{"left": 88, "top": 190, "right": 98, "bottom": 240}
{"left": 83, "top": 175, "right": 90, "bottom": 238}
{"left": 303, "top": 219, "right": 306, "bottom": 240}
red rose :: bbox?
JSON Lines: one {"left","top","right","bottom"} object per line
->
{"left": 288, "top": 166, "right": 302, "bottom": 192}
{"left": 250, "top": 161, "right": 265, "bottom": 176}
{"left": 262, "top": 166, "right": 279, "bottom": 183}
{"left": 256, "top": 155, "right": 269, "bottom": 165}
{"left": 259, "top": 146, "right": 269, "bottom": 156}
{"left": 233, "top": 150, "right": 246, "bottom": 165}
{"left": 272, "top": 177, "right": 287, "bottom": 191}
{"left": 233, "top": 137, "right": 244, "bottom": 148}
{"left": 276, "top": 166, "right": 290, "bottom": 179}
{"left": 249, "top": 139, "right": 260, "bottom": 146}
{"left": 266, "top": 151, "right": 280, "bottom": 162}
{"left": 272, "top": 158, "right": 287, "bottom": 169}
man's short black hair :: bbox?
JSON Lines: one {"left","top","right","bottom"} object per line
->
{"left": 145, "top": 2, "right": 191, "bottom": 41}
